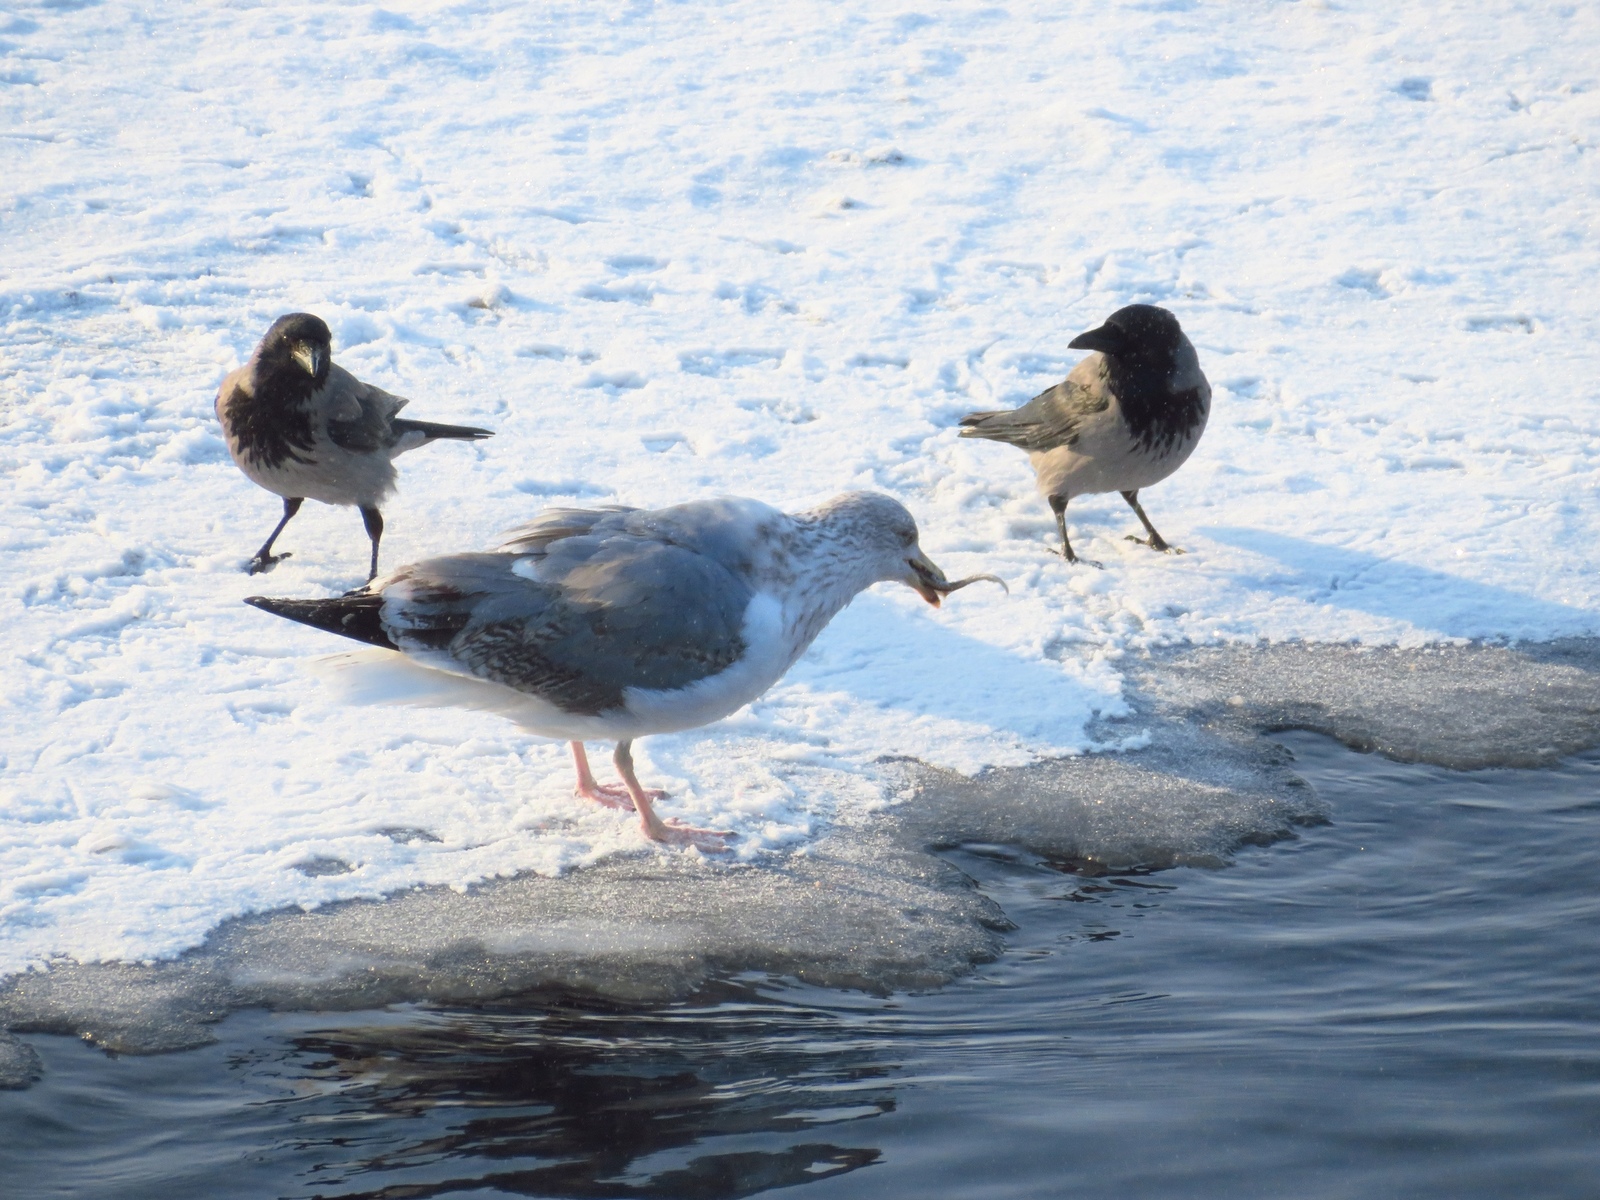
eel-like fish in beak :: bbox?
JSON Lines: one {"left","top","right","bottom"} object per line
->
{"left": 906, "top": 552, "right": 1008, "bottom": 608}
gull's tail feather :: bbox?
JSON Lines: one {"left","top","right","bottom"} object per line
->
{"left": 307, "top": 648, "right": 553, "bottom": 725}
{"left": 244, "top": 593, "right": 397, "bottom": 649}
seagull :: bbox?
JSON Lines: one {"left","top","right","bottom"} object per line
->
{"left": 958, "top": 304, "right": 1210, "bottom": 565}
{"left": 216, "top": 312, "right": 494, "bottom": 580}
{"left": 244, "top": 492, "right": 1004, "bottom": 851}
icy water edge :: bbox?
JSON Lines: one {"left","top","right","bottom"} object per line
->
{"left": 2, "top": 642, "right": 1599, "bottom": 1198}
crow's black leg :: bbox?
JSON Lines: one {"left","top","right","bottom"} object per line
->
{"left": 1047, "top": 494, "right": 1075, "bottom": 560}
{"left": 1048, "top": 494, "right": 1101, "bottom": 568}
{"left": 247, "top": 497, "right": 303, "bottom": 575}
{"left": 360, "top": 506, "right": 384, "bottom": 581}
{"left": 1121, "top": 490, "right": 1181, "bottom": 554}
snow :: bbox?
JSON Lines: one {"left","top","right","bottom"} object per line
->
{"left": 3, "top": 0, "right": 1600, "bottom": 982}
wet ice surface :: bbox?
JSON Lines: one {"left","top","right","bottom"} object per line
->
{"left": 4, "top": 639, "right": 1597, "bottom": 1067}
{"left": 4, "top": 731, "right": 1599, "bottom": 1199}
{"left": 1142, "top": 638, "right": 1600, "bottom": 770}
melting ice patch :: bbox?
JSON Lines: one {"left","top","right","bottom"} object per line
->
{"left": 6, "top": 639, "right": 1600, "bottom": 1071}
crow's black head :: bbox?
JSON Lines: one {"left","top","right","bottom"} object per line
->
{"left": 1068, "top": 304, "right": 1186, "bottom": 368}
{"left": 226, "top": 313, "right": 332, "bottom": 467}
{"left": 1070, "top": 304, "right": 1206, "bottom": 453}
{"left": 257, "top": 312, "right": 333, "bottom": 392}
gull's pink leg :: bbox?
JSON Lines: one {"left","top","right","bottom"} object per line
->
{"left": 571, "top": 742, "right": 667, "bottom": 810}
{"left": 571, "top": 741, "right": 635, "bottom": 810}
{"left": 614, "top": 740, "right": 733, "bottom": 852}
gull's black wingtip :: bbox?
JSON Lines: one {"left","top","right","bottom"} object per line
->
{"left": 243, "top": 593, "right": 397, "bottom": 650}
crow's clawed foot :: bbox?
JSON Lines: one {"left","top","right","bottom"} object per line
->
{"left": 247, "top": 551, "right": 291, "bottom": 575}
{"left": 1124, "top": 534, "right": 1184, "bottom": 555}
{"left": 1052, "top": 546, "right": 1104, "bottom": 569}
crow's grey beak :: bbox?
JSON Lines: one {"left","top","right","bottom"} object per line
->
{"left": 291, "top": 342, "right": 324, "bottom": 377}
{"left": 1068, "top": 322, "right": 1127, "bottom": 357}
{"left": 906, "top": 552, "right": 1008, "bottom": 608}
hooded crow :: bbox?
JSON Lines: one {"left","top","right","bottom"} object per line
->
{"left": 958, "top": 304, "right": 1210, "bottom": 565}
{"left": 244, "top": 492, "right": 1003, "bottom": 850}
{"left": 216, "top": 313, "right": 494, "bottom": 579}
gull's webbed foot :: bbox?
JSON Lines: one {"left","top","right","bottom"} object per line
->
{"left": 575, "top": 780, "right": 668, "bottom": 811}
{"left": 650, "top": 819, "right": 737, "bottom": 853}
{"left": 612, "top": 739, "right": 731, "bottom": 852}
{"left": 575, "top": 780, "right": 635, "bottom": 811}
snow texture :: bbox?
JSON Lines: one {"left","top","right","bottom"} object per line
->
{"left": 3, "top": 0, "right": 1600, "bottom": 982}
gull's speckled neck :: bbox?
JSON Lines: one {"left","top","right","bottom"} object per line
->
{"left": 772, "top": 492, "right": 922, "bottom": 654}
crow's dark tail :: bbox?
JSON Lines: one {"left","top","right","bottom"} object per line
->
{"left": 957, "top": 411, "right": 1011, "bottom": 439}
{"left": 956, "top": 409, "right": 1057, "bottom": 451}
{"left": 392, "top": 418, "right": 494, "bottom": 441}
{"left": 244, "top": 592, "right": 398, "bottom": 649}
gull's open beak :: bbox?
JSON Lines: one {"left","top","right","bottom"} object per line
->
{"left": 906, "top": 551, "right": 1008, "bottom": 608}
{"left": 291, "top": 341, "right": 325, "bottom": 377}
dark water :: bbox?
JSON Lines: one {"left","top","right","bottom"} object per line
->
{"left": 4, "top": 733, "right": 1600, "bottom": 1199}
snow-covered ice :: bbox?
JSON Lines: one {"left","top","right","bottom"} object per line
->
{"left": 3, "top": 0, "right": 1600, "bottom": 986}
{"left": 11, "top": 636, "right": 1600, "bottom": 1063}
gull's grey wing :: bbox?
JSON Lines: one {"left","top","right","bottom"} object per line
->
{"left": 380, "top": 536, "right": 753, "bottom": 716}
{"left": 499, "top": 507, "right": 638, "bottom": 558}
{"left": 320, "top": 365, "right": 409, "bottom": 454}
{"left": 957, "top": 378, "right": 1109, "bottom": 452}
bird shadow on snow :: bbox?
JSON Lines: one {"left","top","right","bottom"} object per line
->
{"left": 1203, "top": 526, "right": 1600, "bottom": 638}
{"left": 781, "top": 591, "right": 1114, "bottom": 760}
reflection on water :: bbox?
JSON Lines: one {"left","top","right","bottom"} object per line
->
{"left": 255, "top": 989, "right": 888, "bottom": 1199}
